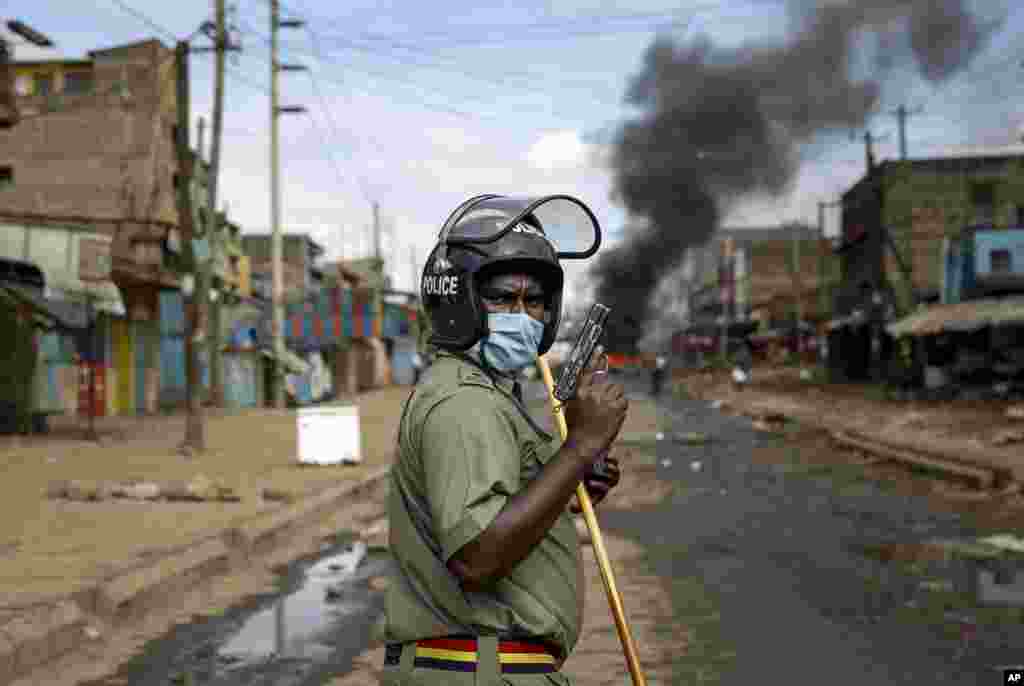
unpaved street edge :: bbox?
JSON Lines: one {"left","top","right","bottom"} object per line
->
{"left": 7, "top": 469, "right": 392, "bottom": 686}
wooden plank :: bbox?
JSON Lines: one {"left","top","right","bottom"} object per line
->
{"left": 832, "top": 431, "right": 996, "bottom": 488}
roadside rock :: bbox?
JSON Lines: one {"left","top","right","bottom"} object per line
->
{"left": 58, "top": 480, "right": 111, "bottom": 501}
{"left": 262, "top": 487, "right": 298, "bottom": 504}
{"left": 119, "top": 482, "right": 161, "bottom": 500}
{"left": 46, "top": 480, "right": 70, "bottom": 499}
{"left": 991, "top": 428, "right": 1024, "bottom": 446}
{"left": 186, "top": 474, "right": 218, "bottom": 501}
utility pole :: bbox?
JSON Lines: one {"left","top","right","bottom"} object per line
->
{"left": 409, "top": 244, "right": 418, "bottom": 295}
{"left": 203, "top": 0, "right": 229, "bottom": 409}
{"left": 718, "top": 237, "right": 733, "bottom": 359}
{"left": 817, "top": 200, "right": 840, "bottom": 330}
{"left": 180, "top": 0, "right": 232, "bottom": 453}
{"left": 792, "top": 221, "right": 803, "bottom": 363}
{"left": 373, "top": 201, "right": 382, "bottom": 268}
{"left": 269, "top": 0, "right": 307, "bottom": 408}
{"left": 854, "top": 129, "right": 890, "bottom": 173}
{"left": 174, "top": 40, "right": 201, "bottom": 454}
{"left": 890, "top": 105, "right": 922, "bottom": 160}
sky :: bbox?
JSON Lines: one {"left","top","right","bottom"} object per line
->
{"left": 5, "top": 0, "right": 1024, "bottom": 309}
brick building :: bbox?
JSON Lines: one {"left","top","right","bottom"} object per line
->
{"left": 836, "top": 147, "right": 1024, "bottom": 319}
{"left": 0, "top": 38, "right": 249, "bottom": 416}
{"left": 684, "top": 225, "right": 836, "bottom": 327}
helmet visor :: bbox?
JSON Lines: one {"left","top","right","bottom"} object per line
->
{"left": 439, "top": 194, "right": 601, "bottom": 259}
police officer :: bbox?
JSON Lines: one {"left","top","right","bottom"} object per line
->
{"left": 383, "top": 195, "right": 628, "bottom": 685}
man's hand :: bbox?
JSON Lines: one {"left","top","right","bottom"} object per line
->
{"left": 570, "top": 447, "right": 627, "bottom": 513}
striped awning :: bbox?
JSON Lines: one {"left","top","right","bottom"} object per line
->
{"left": 886, "top": 297, "right": 1024, "bottom": 338}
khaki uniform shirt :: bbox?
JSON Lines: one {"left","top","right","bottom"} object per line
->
{"left": 384, "top": 352, "right": 582, "bottom": 658}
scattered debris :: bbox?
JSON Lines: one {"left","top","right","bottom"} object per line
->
{"left": 799, "top": 369, "right": 813, "bottom": 382}
{"left": 51, "top": 480, "right": 113, "bottom": 502}
{"left": 690, "top": 460, "right": 702, "bottom": 472}
{"left": 710, "top": 400, "right": 725, "bottom": 410}
{"left": 891, "top": 411, "right": 929, "bottom": 430}
{"left": 47, "top": 477, "right": 242, "bottom": 503}
{"left": 660, "top": 459, "right": 673, "bottom": 468}
{"left": 311, "top": 541, "right": 368, "bottom": 579}
{"left": 991, "top": 428, "right": 1024, "bottom": 446}
{"left": 850, "top": 541, "right": 951, "bottom": 564}
{"left": 118, "top": 482, "right": 162, "bottom": 501}
{"left": 977, "top": 534, "right": 1024, "bottom": 555}
{"left": 919, "top": 579, "right": 955, "bottom": 593}
{"left": 752, "top": 419, "right": 781, "bottom": 433}
{"left": 927, "top": 538, "right": 1006, "bottom": 561}
{"left": 655, "top": 432, "right": 665, "bottom": 441}
{"left": 261, "top": 487, "right": 298, "bottom": 504}
{"left": 676, "top": 431, "right": 708, "bottom": 445}
{"left": 1007, "top": 406, "right": 1024, "bottom": 421}
{"left": 83, "top": 625, "right": 102, "bottom": 640}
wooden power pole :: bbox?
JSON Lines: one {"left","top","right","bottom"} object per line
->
{"left": 203, "top": 0, "right": 228, "bottom": 409}
{"left": 180, "top": 1, "right": 230, "bottom": 455}
{"left": 269, "top": 0, "right": 307, "bottom": 408}
{"left": 174, "top": 41, "right": 201, "bottom": 455}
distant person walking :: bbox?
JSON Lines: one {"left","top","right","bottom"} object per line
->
{"left": 732, "top": 339, "right": 754, "bottom": 390}
{"left": 651, "top": 354, "right": 667, "bottom": 396}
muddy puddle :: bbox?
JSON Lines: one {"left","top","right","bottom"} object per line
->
{"left": 86, "top": 535, "right": 393, "bottom": 686}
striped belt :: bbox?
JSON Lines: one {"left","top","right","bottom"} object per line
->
{"left": 384, "top": 636, "right": 558, "bottom": 674}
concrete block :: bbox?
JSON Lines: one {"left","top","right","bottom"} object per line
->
{"left": 0, "top": 632, "right": 14, "bottom": 685}
{"left": 1, "top": 600, "right": 86, "bottom": 678}
{"left": 226, "top": 467, "right": 390, "bottom": 558}
{"left": 95, "top": 539, "right": 231, "bottom": 623}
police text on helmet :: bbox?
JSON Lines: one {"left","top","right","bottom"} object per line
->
{"left": 423, "top": 274, "right": 459, "bottom": 296}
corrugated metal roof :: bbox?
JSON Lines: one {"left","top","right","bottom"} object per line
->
{"left": 886, "top": 297, "right": 1024, "bottom": 338}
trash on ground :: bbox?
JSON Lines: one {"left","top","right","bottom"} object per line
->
{"left": 1007, "top": 405, "right": 1024, "bottom": 421}
{"left": 690, "top": 460, "right": 702, "bottom": 472}
{"left": 656, "top": 432, "right": 665, "bottom": 441}
{"left": 977, "top": 534, "right": 1024, "bottom": 555}
{"left": 991, "top": 429, "right": 1024, "bottom": 446}
{"left": 660, "top": 459, "right": 673, "bottom": 468}
{"left": 310, "top": 541, "right": 368, "bottom": 579}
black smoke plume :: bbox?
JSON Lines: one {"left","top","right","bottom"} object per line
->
{"left": 594, "top": 0, "right": 1002, "bottom": 353}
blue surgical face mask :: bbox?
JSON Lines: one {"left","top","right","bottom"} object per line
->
{"left": 481, "top": 312, "right": 545, "bottom": 373}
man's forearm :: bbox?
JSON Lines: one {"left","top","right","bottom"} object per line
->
{"left": 448, "top": 437, "right": 598, "bottom": 589}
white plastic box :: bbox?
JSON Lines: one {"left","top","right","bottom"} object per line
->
{"left": 297, "top": 406, "right": 362, "bottom": 465}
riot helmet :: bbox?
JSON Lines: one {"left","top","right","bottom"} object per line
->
{"left": 421, "top": 194, "right": 601, "bottom": 355}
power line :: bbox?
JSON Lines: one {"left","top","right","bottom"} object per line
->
{"left": 230, "top": 33, "right": 504, "bottom": 122}
{"left": 272, "top": 0, "right": 702, "bottom": 46}
{"left": 233, "top": 14, "right": 626, "bottom": 114}
{"left": 102, "top": 0, "right": 178, "bottom": 41}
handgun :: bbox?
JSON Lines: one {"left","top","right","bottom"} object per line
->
{"left": 553, "top": 303, "right": 611, "bottom": 402}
